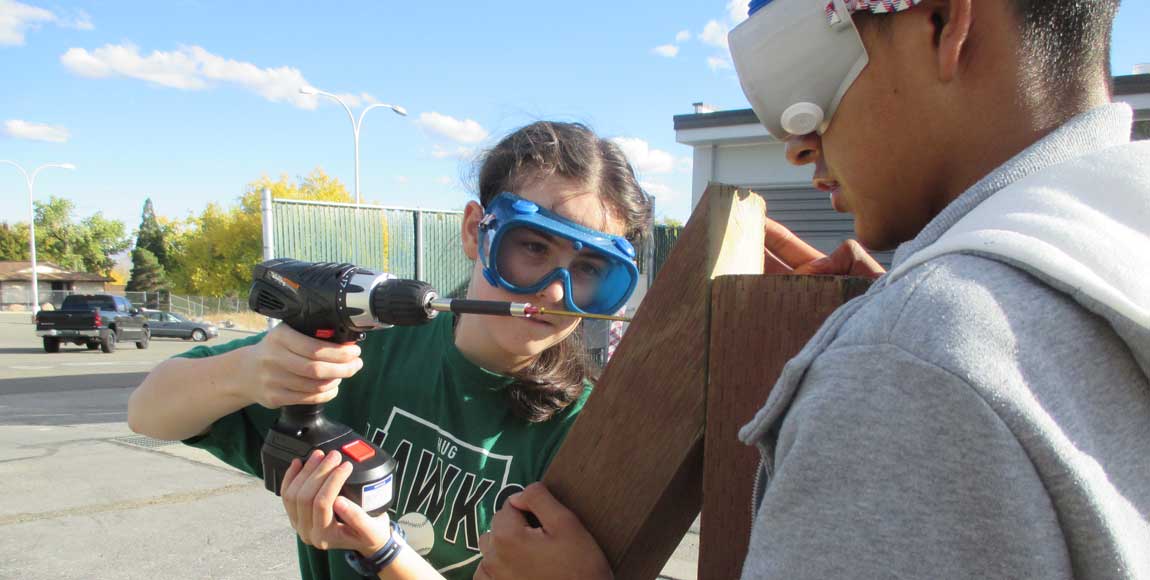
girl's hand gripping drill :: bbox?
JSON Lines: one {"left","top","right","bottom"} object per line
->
{"left": 247, "top": 258, "right": 439, "bottom": 516}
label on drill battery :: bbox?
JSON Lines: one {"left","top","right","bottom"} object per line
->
{"left": 362, "top": 474, "right": 394, "bottom": 512}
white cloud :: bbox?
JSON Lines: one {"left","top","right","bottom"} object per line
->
{"left": 699, "top": 20, "right": 729, "bottom": 50}
{"left": 62, "top": 9, "right": 93, "bottom": 31}
{"left": 188, "top": 46, "right": 314, "bottom": 107}
{"left": 431, "top": 144, "right": 476, "bottom": 160}
{"left": 416, "top": 112, "right": 488, "bottom": 145}
{"left": 675, "top": 29, "right": 691, "bottom": 43}
{"left": 611, "top": 137, "right": 678, "bottom": 175}
{"left": 4, "top": 119, "right": 70, "bottom": 143}
{"left": 652, "top": 44, "right": 679, "bottom": 58}
{"left": 63, "top": 44, "right": 205, "bottom": 89}
{"left": 71, "top": 14, "right": 94, "bottom": 31}
{"left": 311, "top": 91, "right": 379, "bottom": 109}
{"left": 436, "top": 176, "right": 453, "bottom": 186}
{"left": 0, "top": 0, "right": 55, "bottom": 46}
{"left": 61, "top": 43, "right": 327, "bottom": 109}
{"left": 395, "top": 175, "right": 410, "bottom": 185}
{"left": 0, "top": 2, "right": 93, "bottom": 46}
{"left": 727, "top": 0, "right": 749, "bottom": 26}
{"left": 707, "top": 56, "right": 733, "bottom": 72}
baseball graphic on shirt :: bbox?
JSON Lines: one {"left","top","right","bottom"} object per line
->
{"left": 398, "top": 512, "right": 435, "bottom": 556}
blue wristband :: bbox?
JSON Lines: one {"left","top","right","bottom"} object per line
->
{"left": 345, "top": 519, "right": 407, "bottom": 577}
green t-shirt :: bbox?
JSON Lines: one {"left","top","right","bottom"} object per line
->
{"left": 177, "top": 313, "right": 591, "bottom": 580}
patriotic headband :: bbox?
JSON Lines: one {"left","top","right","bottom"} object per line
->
{"left": 826, "top": 0, "right": 924, "bottom": 25}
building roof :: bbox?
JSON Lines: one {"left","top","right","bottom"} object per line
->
{"left": 0, "top": 261, "right": 111, "bottom": 283}
{"left": 674, "top": 73, "right": 1150, "bottom": 131}
{"left": 1114, "top": 73, "right": 1150, "bottom": 96}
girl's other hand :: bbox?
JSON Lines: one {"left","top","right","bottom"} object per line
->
{"left": 238, "top": 324, "right": 364, "bottom": 409}
{"left": 280, "top": 450, "right": 392, "bottom": 556}
{"left": 475, "top": 482, "right": 612, "bottom": 580}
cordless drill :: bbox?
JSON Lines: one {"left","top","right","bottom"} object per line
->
{"left": 248, "top": 258, "right": 440, "bottom": 516}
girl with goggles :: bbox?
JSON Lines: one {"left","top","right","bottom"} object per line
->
{"left": 477, "top": 191, "right": 639, "bottom": 316}
{"left": 131, "top": 122, "right": 653, "bottom": 580}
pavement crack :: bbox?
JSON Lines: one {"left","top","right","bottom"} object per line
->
{"left": 0, "top": 482, "right": 261, "bottom": 526}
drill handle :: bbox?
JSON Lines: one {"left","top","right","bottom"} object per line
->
{"left": 280, "top": 403, "right": 327, "bottom": 427}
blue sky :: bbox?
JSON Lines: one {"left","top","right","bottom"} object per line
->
{"left": 1, "top": 0, "right": 1147, "bottom": 230}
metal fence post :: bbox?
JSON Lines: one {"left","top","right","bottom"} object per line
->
{"left": 414, "top": 209, "right": 424, "bottom": 282}
{"left": 645, "top": 228, "right": 657, "bottom": 288}
{"left": 261, "top": 187, "right": 276, "bottom": 330}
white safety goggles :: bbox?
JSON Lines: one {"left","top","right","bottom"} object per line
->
{"left": 730, "top": 0, "right": 917, "bottom": 139}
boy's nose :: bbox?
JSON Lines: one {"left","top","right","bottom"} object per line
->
{"left": 785, "top": 133, "right": 822, "bottom": 166}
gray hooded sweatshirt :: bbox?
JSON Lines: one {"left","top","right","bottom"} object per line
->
{"left": 739, "top": 103, "right": 1150, "bottom": 579}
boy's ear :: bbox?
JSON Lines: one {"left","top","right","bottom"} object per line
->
{"left": 461, "top": 201, "right": 483, "bottom": 260}
{"left": 934, "top": 0, "right": 972, "bottom": 82}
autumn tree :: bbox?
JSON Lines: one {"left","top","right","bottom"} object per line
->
{"left": 0, "top": 223, "right": 30, "bottom": 261}
{"left": 169, "top": 169, "right": 351, "bottom": 295}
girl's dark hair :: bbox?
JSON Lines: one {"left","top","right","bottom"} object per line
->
{"left": 472, "top": 121, "right": 654, "bottom": 423}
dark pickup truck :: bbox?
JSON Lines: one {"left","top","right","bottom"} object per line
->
{"left": 35, "top": 294, "right": 150, "bottom": 353}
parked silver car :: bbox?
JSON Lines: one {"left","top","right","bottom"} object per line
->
{"left": 142, "top": 310, "right": 218, "bottom": 342}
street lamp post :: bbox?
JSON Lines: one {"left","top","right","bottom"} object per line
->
{"left": 299, "top": 87, "right": 407, "bottom": 206}
{"left": 0, "top": 160, "right": 76, "bottom": 315}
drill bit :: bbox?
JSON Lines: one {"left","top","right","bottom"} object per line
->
{"left": 427, "top": 298, "right": 630, "bottom": 322}
{"left": 523, "top": 306, "right": 631, "bottom": 322}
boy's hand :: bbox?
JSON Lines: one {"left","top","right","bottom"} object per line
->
{"left": 281, "top": 450, "right": 393, "bottom": 556}
{"left": 239, "top": 324, "right": 364, "bottom": 409}
{"left": 475, "top": 482, "right": 612, "bottom": 580}
{"left": 764, "top": 218, "right": 885, "bottom": 278}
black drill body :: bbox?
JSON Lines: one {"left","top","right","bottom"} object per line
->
{"left": 248, "top": 259, "right": 438, "bottom": 516}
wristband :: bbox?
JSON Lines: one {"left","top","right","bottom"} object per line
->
{"left": 345, "top": 518, "right": 408, "bottom": 577}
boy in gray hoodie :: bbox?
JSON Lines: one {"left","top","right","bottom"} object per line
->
{"left": 476, "top": 0, "right": 1149, "bottom": 578}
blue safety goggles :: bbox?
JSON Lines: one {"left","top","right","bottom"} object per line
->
{"left": 478, "top": 192, "right": 639, "bottom": 315}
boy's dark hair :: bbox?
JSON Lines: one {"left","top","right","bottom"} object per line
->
{"left": 1013, "top": 0, "right": 1121, "bottom": 95}
{"left": 472, "top": 121, "right": 654, "bottom": 423}
{"left": 857, "top": 0, "right": 1120, "bottom": 93}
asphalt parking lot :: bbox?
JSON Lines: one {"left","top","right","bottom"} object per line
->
{"left": 0, "top": 312, "right": 699, "bottom": 580}
{"left": 0, "top": 312, "right": 299, "bottom": 580}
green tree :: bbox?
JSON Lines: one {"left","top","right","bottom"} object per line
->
{"left": 126, "top": 247, "right": 169, "bottom": 293}
{"left": 25, "top": 197, "right": 130, "bottom": 275}
{"left": 135, "top": 198, "right": 170, "bottom": 269}
{"left": 169, "top": 168, "right": 352, "bottom": 295}
{"left": 75, "top": 213, "right": 132, "bottom": 276}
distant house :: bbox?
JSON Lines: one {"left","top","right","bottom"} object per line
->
{"left": 0, "top": 261, "right": 111, "bottom": 311}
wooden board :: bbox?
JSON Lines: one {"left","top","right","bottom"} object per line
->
{"left": 543, "top": 183, "right": 766, "bottom": 580}
{"left": 699, "top": 274, "right": 872, "bottom": 580}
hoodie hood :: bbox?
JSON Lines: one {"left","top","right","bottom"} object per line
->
{"left": 885, "top": 107, "right": 1150, "bottom": 377}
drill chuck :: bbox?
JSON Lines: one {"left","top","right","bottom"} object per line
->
{"left": 372, "top": 279, "right": 439, "bottom": 326}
